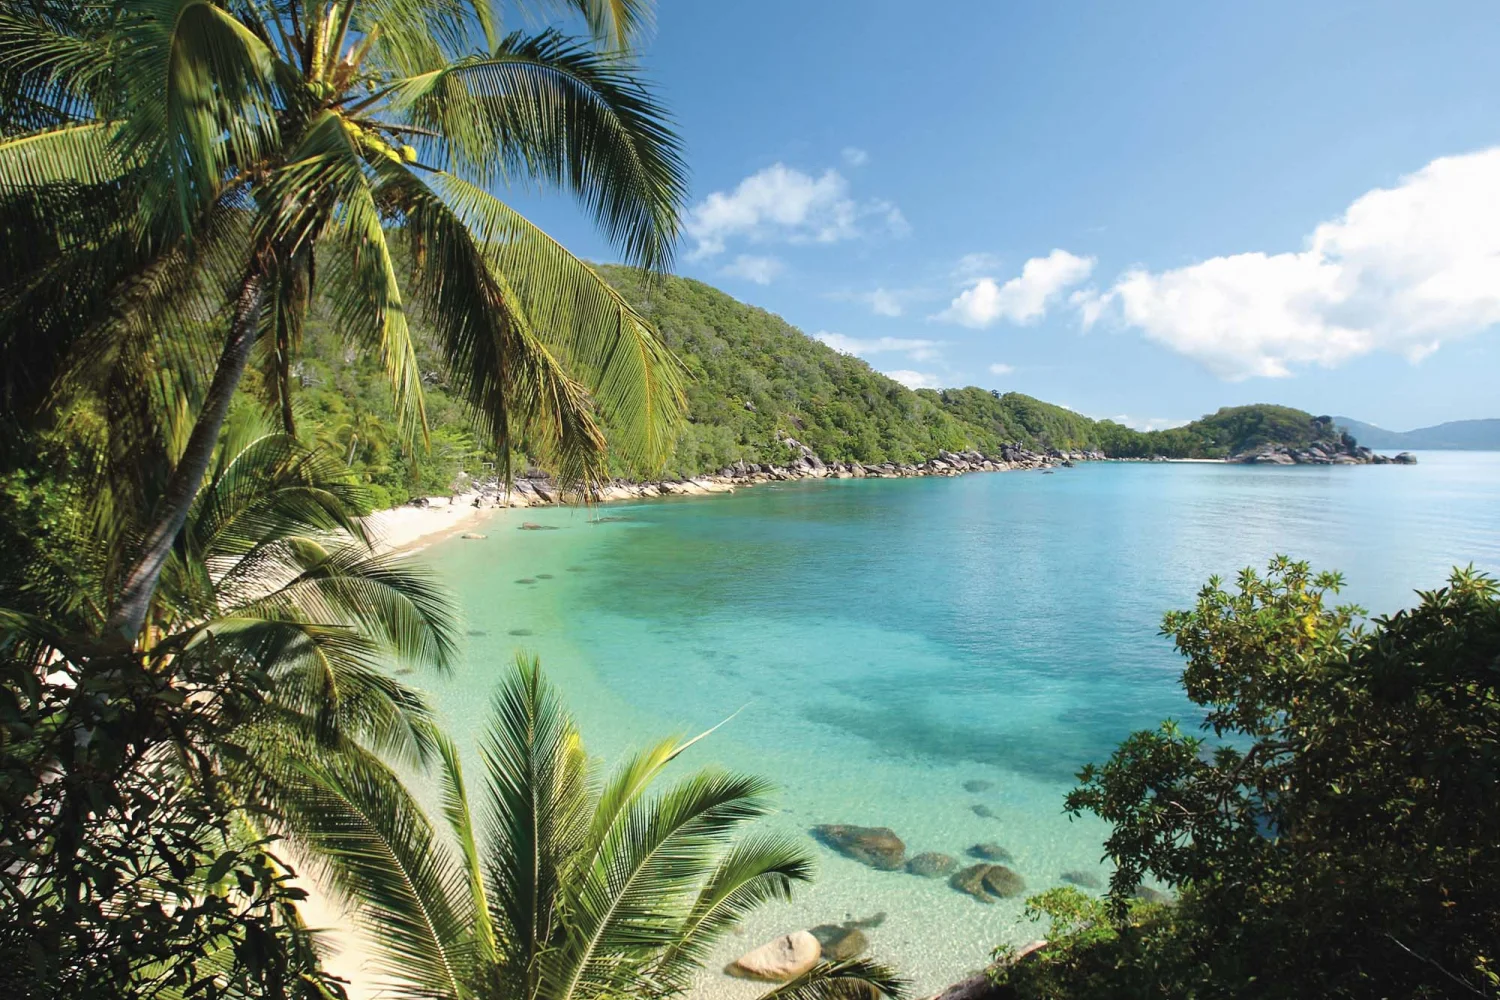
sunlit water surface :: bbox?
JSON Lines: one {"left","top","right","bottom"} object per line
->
{"left": 410, "top": 453, "right": 1500, "bottom": 994}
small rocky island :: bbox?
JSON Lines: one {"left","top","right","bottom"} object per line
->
{"left": 1230, "top": 440, "right": 1416, "bottom": 465}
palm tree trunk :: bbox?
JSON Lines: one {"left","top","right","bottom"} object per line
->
{"left": 105, "top": 270, "right": 266, "bottom": 642}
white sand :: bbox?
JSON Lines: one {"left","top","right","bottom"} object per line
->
{"left": 363, "top": 492, "right": 495, "bottom": 556}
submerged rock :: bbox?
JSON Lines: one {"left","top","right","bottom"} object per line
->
{"left": 1133, "top": 884, "right": 1173, "bottom": 905}
{"left": 535, "top": 573, "right": 553, "bottom": 579}
{"left": 950, "top": 864, "right": 994, "bottom": 903}
{"left": 982, "top": 865, "right": 1027, "bottom": 899}
{"left": 515, "top": 578, "right": 536, "bottom": 584}
{"left": 811, "top": 825, "right": 906, "bottom": 870}
{"left": 842, "top": 911, "right": 887, "bottom": 930}
{"left": 952, "top": 863, "right": 1026, "bottom": 901}
{"left": 1061, "top": 870, "right": 1103, "bottom": 890}
{"left": 1062, "top": 869, "right": 1110, "bottom": 893}
{"left": 962, "top": 779, "right": 994, "bottom": 793}
{"left": 465, "top": 630, "right": 488, "bottom": 637}
{"left": 906, "top": 852, "right": 958, "bottom": 877}
{"left": 971, "top": 804, "right": 998, "bottom": 819}
{"left": 726, "top": 931, "right": 821, "bottom": 981}
{"left": 518, "top": 522, "right": 558, "bottom": 531}
{"left": 809, "top": 924, "right": 867, "bottom": 961}
{"left": 967, "top": 843, "right": 1013, "bottom": 863}
{"left": 507, "top": 628, "right": 534, "bottom": 636}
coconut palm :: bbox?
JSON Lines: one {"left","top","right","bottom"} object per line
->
{"left": 279, "top": 654, "right": 907, "bottom": 1000}
{"left": 0, "top": 0, "right": 687, "bottom": 642}
{"left": 0, "top": 411, "right": 453, "bottom": 996}
{"left": 5, "top": 405, "right": 454, "bottom": 772}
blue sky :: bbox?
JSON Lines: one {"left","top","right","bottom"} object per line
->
{"left": 515, "top": 0, "right": 1500, "bottom": 431}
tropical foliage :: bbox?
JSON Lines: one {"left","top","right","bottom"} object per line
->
{"left": 993, "top": 559, "right": 1500, "bottom": 999}
{"left": 0, "top": 412, "right": 454, "bottom": 998}
{"left": 0, "top": 0, "right": 687, "bottom": 640}
{"left": 280, "top": 654, "right": 906, "bottom": 1000}
{"left": 291, "top": 266, "right": 1357, "bottom": 488}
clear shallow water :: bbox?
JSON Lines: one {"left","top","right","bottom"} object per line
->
{"left": 415, "top": 453, "right": 1500, "bottom": 994}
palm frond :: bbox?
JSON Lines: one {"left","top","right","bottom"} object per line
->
{"left": 376, "top": 164, "right": 616, "bottom": 484}
{"left": 436, "top": 730, "right": 500, "bottom": 966}
{"left": 754, "top": 959, "right": 911, "bottom": 1000}
{"left": 266, "top": 738, "right": 475, "bottom": 1000}
{"left": 651, "top": 833, "right": 815, "bottom": 989}
{"left": 478, "top": 653, "right": 592, "bottom": 983}
{"left": 544, "top": 769, "right": 779, "bottom": 1000}
{"left": 386, "top": 28, "right": 685, "bottom": 271}
{"left": 430, "top": 172, "right": 685, "bottom": 473}
{"left": 112, "top": 0, "right": 280, "bottom": 234}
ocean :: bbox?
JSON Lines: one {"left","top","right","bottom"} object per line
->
{"left": 413, "top": 452, "right": 1500, "bottom": 994}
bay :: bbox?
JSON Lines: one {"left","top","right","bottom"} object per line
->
{"left": 417, "top": 452, "right": 1500, "bottom": 993}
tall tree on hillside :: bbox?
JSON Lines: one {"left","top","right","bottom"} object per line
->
{"left": 0, "top": 0, "right": 687, "bottom": 642}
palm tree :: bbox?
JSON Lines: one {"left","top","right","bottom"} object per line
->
{"left": 279, "top": 655, "right": 908, "bottom": 1000}
{"left": 0, "top": 0, "right": 687, "bottom": 642}
{"left": 0, "top": 412, "right": 453, "bottom": 996}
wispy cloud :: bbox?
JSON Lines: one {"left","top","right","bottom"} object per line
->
{"left": 842, "top": 146, "right": 869, "bottom": 167}
{"left": 816, "top": 332, "right": 942, "bottom": 362}
{"left": 934, "top": 250, "right": 1095, "bottom": 327}
{"left": 988, "top": 362, "right": 1015, "bottom": 375}
{"left": 1109, "top": 415, "right": 1191, "bottom": 432}
{"left": 719, "top": 254, "right": 784, "bottom": 285}
{"left": 883, "top": 369, "right": 943, "bottom": 389}
{"left": 684, "top": 163, "right": 907, "bottom": 259}
{"left": 1086, "top": 147, "right": 1500, "bottom": 379}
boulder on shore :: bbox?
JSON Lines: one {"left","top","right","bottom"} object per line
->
{"left": 811, "top": 825, "right": 906, "bottom": 870}
{"left": 727, "top": 931, "right": 821, "bottom": 981}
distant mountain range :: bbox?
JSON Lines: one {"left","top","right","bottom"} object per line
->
{"left": 1336, "top": 417, "right": 1500, "bottom": 451}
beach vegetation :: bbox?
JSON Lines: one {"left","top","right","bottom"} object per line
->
{"left": 994, "top": 558, "right": 1500, "bottom": 999}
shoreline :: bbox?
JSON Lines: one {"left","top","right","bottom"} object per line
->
{"left": 362, "top": 439, "right": 1412, "bottom": 557}
{"left": 364, "top": 445, "right": 1093, "bottom": 555}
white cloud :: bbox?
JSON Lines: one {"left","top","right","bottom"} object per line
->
{"left": 883, "top": 369, "right": 943, "bottom": 389}
{"left": 953, "top": 252, "right": 1004, "bottom": 280}
{"left": 684, "top": 163, "right": 906, "bottom": 258}
{"left": 1109, "top": 415, "right": 1191, "bottom": 432}
{"left": 816, "top": 332, "right": 941, "bottom": 362}
{"left": 935, "top": 250, "right": 1096, "bottom": 327}
{"left": 987, "top": 362, "right": 1015, "bottom": 375}
{"left": 719, "top": 254, "right": 784, "bottom": 285}
{"left": 842, "top": 146, "right": 869, "bottom": 167}
{"left": 865, "top": 288, "right": 902, "bottom": 316}
{"left": 1094, "top": 147, "right": 1500, "bottom": 379}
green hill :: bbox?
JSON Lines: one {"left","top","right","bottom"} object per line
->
{"left": 284, "top": 267, "right": 1355, "bottom": 500}
{"left": 600, "top": 267, "right": 1348, "bottom": 467}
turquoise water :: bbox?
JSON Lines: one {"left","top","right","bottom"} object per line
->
{"left": 416, "top": 453, "right": 1500, "bottom": 993}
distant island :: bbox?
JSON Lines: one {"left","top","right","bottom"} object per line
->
{"left": 1335, "top": 416, "right": 1500, "bottom": 451}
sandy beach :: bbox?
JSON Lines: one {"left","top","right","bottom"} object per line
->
{"left": 363, "top": 491, "right": 498, "bottom": 556}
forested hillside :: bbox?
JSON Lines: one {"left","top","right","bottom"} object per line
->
{"left": 280, "top": 267, "right": 1357, "bottom": 501}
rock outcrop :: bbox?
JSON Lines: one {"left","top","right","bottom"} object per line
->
{"left": 1229, "top": 440, "right": 1415, "bottom": 465}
